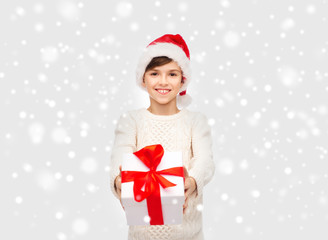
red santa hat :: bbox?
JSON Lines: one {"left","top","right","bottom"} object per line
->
{"left": 136, "top": 34, "right": 192, "bottom": 108}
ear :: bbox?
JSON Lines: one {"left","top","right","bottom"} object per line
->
{"left": 142, "top": 77, "right": 146, "bottom": 87}
{"left": 180, "top": 77, "right": 185, "bottom": 87}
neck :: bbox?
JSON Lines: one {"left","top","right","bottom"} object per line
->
{"left": 147, "top": 99, "right": 180, "bottom": 115}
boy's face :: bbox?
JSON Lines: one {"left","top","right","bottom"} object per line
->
{"left": 142, "top": 61, "right": 184, "bottom": 106}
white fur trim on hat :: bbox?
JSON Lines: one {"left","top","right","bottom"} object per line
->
{"left": 177, "top": 92, "right": 192, "bottom": 108}
{"left": 135, "top": 42, "right": 191, "bottom": 93}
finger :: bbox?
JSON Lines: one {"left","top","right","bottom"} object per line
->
{"left": 183, "top": 197, "right": 189, "bottom": 212}
{"left": 116, "top": 176, "right": 122, "bottom": 190}
{"left": 185, "top": 190, "right": 194, "bottom": 201}
{"left": 184, "top": 181, "right": 189, "bottom": 191}
{"left": 184, "top": 187, "right": 190, "bottom": 207}
{"left": 117, "top": 188, "right": 122, "bottom": 202}
{"left": 185, "top": 188, "right": 193, "bottom": 199}
{"left": 184, "top": 178, "right": 190, "bottom": 191}
{"left": 183, "top": 197, "right": 189, "bottom": 214}
{"left": 184, "top": 177, "right": 196, "bottom": 196}
{"left": 183, "top": 166, "right": 189, "bottom": 178}
{"left": 183, "top": 197, "right": 188, "bottom": 208}
{"left": 119, "top": 165, "right": 122, "bottom": 175}
{"left": 184, "top": 186, "right": 189, "bottom": 197}
{"left": 117, "top": 176, "right": 121, "bottom": 186}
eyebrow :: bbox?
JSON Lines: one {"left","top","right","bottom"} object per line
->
{"left": 151, "top": 68, "right": 180, "bottom": 72}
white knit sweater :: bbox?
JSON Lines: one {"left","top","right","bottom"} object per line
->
{"left": 109, "top": 108, "right": 215, "bottom": 240}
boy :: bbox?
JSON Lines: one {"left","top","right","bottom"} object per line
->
{"left": 110, "top": 34, "right": 215, "bottom": 240}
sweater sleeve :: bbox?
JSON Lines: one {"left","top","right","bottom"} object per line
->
{"left": 188, "top": 112, "right": 215, "bottom": 198}
{"left": 109, "top": 111, "right": 137, "bottom": 199}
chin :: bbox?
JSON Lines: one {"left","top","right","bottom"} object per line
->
{"left": 150, "top": 97, "right": 173, "bottom": 105}
{"left": 155, "top": 100, "right": 170, "bottom": 105}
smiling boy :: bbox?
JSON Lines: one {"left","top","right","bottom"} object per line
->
{"left": 110, "top": 34, "right": 215, "bottom": 240}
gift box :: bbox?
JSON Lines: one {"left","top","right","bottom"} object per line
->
{"left": 121, "top": 144, "right": 185, "bottom": 226}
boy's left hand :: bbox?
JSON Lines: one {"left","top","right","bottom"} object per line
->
{"left": 183, "top": 166, "right": 197, "bottom": 213}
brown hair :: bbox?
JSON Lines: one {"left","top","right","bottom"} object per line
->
{"left": 143, "top": 56, "right": 184, "bottom": 83}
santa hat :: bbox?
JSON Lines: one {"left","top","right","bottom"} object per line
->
{"left": 136, "top": 34, "right": 192, "bottom": 108}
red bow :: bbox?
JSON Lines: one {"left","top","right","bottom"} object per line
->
{"left": 121, "top": 144, "right": 184, "bottom": 225}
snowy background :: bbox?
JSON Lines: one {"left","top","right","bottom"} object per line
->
{"left": 1, "top": 0, "right": 328, "bottom": 239}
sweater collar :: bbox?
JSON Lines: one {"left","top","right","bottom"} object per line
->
{"left": 141, "top": 107, "right": 187, "bottom": 120}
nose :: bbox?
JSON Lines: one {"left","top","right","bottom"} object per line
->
{"left": 159, "top": 74, "right": 169, "bottom": 85}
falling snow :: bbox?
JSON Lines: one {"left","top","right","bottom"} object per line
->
{"left": 1, "top": 0, "right": 328, "bottom": 240}
{"left": 72, "top": 218, "right": 89, "bottom": 235}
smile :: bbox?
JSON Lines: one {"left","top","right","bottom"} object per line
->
{"left": 156, "top": 89, "right": 171, "bottom": 95}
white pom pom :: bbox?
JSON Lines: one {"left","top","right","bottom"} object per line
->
{"left": 177, "top": 93, "right": 192, "bottom": 108}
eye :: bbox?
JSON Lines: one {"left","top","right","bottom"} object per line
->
{"left": 170, "top": 73, "right": 177, "bottom": 77}
{"left": 150, "top": 72, "right": 158, "bottom": 76}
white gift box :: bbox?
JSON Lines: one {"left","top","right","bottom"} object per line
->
{"left": 121, "top": 151, "right": 184, "bottom": 226}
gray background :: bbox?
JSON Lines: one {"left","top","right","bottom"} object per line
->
{"left": 1, "top": 0, "right": 327, "bottom": 239}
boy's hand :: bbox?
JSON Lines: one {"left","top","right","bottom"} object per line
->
{"left": 114, "top": 165, "right": 123, "bottom": 209}
{"left": 183, "top": 166, "right": 196, "bottom": 214}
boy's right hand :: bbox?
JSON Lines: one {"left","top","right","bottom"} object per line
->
{"left": 114, "top": 165, "right": 123, "bottom": 208}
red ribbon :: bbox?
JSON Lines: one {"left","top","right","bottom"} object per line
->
{"left": 121, "top": 144, "right": 184, "bottom": 225}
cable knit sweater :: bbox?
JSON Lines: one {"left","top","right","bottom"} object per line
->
{"left": 109, "top": 107, "right": 215, "bottom": 240}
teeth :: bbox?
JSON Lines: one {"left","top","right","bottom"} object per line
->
{"left": 157, "top": 89, "right": 169, "bottom": 93}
